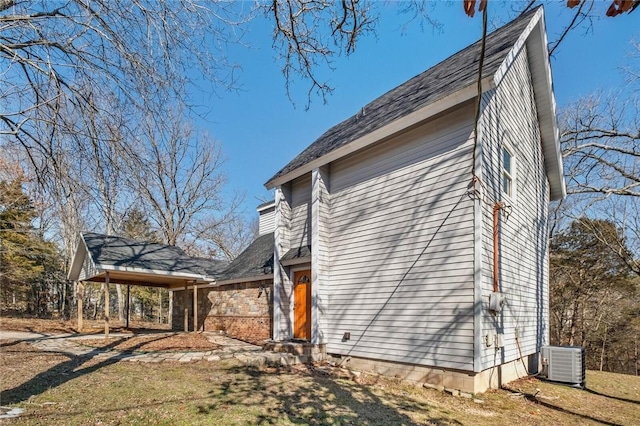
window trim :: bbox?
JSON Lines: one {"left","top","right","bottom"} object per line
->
{"left": 502, "top": 145, "right": 515, "bottom": 201}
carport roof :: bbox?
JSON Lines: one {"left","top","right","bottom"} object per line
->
{"left": 68, "top": 232, "right": 228, "bottom": 288}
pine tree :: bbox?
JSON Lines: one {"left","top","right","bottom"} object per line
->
{"left": 0, "top": 177, "right": 62, "bottom": 314}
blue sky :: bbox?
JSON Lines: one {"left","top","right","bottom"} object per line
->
{"left": 189, "top": 2, "right": 639, "bottom": 220}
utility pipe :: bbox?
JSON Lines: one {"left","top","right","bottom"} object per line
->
{"left": 493, "top": 203, "right": 504, "bottom": 293}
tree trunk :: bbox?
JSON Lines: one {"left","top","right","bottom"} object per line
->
{"left": 93, "top": 287, "right": 102, "bottom": 320}
{"left": 600, "top": 324, "right": 607, "bottom": 371}
{"left": 116, "top": 284, "right": 125, "bottom": 321}
{"left": 569, "top": 300, "right": 580, "bottom": 346}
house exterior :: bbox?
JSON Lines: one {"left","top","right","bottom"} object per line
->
{"left": 69, "top": 206, "right": 276, "bottom": 341}
{"left": 263, "top": 6, "right": 565, "bottom": 393}
{"left": 171, "top": 202, "right": 275, "bottom": 343}
{"left": 69, "top": 6, "right": 564, "bottom": 394}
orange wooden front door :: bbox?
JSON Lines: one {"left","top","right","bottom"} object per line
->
{"left": 293, "top": 270, "right": 311, "bottom": 340}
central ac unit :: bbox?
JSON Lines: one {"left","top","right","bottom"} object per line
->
{"left": 541, "top": 346, "right": 586, "bottom": 388}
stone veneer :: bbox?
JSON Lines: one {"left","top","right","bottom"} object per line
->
{"left": 172, "top": 280, "right": 273, "bottom": 344}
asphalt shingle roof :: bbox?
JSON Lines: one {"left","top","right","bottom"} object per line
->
{"left": 281, "top": 246, "right": 311, "bottom": 261}
{"left": 82, "top": 232, "right": 228, "bottom": 279}
{"left": 217, "top": 233, "right": 274, "bottom": 282}
{"left": 266, "top": 7, "right": 538, "bottom": 186}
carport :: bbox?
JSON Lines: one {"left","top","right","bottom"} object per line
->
{"left": 67, "top": 232, "right": 227, "bottom": 337}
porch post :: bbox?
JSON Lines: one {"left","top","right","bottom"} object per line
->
{"left": 126, "top": 284, "right": 130, "bottom": 329}
{"left": 183, "top": 284, "right": 189, "bottom": 332}
{"left": 77, "top": 281, "right": 84, "bottom": 332}
{"left": 104, "top": 271, "right": 110, "bottom": 338}
{"left": 193, "top": 283, "right": 198, "bottom": 332}
{"left": 168, "top": 290, "right": 173, "bottom": 327}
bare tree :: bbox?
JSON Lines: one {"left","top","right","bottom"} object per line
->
{"left": 197, "top": 215, "right": 258, "bottom": 261}
{"left": 126, "top": 110, "right": 245, "bottom": 254}
{"left": 561, "top": 93, "right": 639, "bottom": 198}
{"left": 266, "top": 0, "right": 376, "bottom": 105}
{"left": 0, "top": 0, "right": 250, "bottom": 175}
{"left": 558, "top": 90, "right": 640, "bottom": 274}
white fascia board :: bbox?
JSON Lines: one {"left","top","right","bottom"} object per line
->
{"left": 281, "top": 256, "right": 312, "bottom": 267}
{"left": 492, "top": 7, "right": 542, "bottom": 88}
{"left": 265, "top": 78, "right": 494, "bottom": 190}
{"left": 493, "top": 7, "right": 565, "bottom": 200}
{"left": 531, "top": 13, "right": 566, "bottom": 200}
{"left": 97, "top": 264, "right": 207, "bottom": 281}
{"left": 67, "top": 233, "right": 92, "bottom": 281}
{"left": 257, "top": 201, "right": 275, "bottom": 212}
{"left": 174, "top": 281, "right": 218, "bottom": 290}
{"left": 215, "top": 274, "right": 274, "bottom": 286}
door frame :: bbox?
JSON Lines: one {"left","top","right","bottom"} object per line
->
{"left": 290, "top": 265, "right": 311, "bottom": 341}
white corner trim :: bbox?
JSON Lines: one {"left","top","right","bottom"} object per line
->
{"left": 473, "top": 122, "right": 485, "bottom": 373}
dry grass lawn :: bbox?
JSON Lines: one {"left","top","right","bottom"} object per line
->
{"left": 1, "top": 318, "right": 639, "bottom": 425}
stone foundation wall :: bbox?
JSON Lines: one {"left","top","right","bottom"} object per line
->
{"left": 332, "top": 353, "right": 536, "bottom": 394}
{"left": 204, "top": 315, "right": 271, "bottom": 344}
{"left": 172, "top": 279, "right": 273, "bottom": 344}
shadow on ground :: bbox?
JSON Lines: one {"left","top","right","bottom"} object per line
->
{"left": 0, "top": 335, "right": 169, "bottom": 405}
{"left": 196, "top": 366, "right": 462, "bottom": 426}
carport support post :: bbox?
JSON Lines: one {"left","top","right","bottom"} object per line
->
{"left": 193, "top": 284, "right": 198, "bottom": 332}
{"left": 77, "top": 281, "right": 84, "bottom": 332}
{"left": 104, "top": 271, "right": 110, "bottom": 339}
{"left": 126, "top": 284, "right": 130, "bottom": 329}
{"left": 183, "top": 284, "right": 189, "bottom": 332}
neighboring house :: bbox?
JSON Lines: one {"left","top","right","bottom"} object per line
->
{"left": 263, "top": 6, "right": 564, "bottom": 393}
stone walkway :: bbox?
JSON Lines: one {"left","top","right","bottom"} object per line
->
{"left": 0, "top": 331, "right": 300, "bottom": 367}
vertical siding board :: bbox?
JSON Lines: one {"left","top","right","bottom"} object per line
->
{"left": 312, "top": 166, "right": 330, "bottom": 344}
{"left": 290, "top": 175, "right": 312, "bottom": 249}
{"left": 273, "top": 185, "right": 292, "bottom": 340}
{"left": 480, "top": 46, "right": 549, "bottom": 370}
{"left": 473, "top": 110, "right": 484, "bottom": 373}
{"left": 327, "top": 103, "right": 477, "bottom": 370}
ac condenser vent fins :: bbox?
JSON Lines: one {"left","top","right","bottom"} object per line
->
{"left": 541, "top": 346, "right": 586, "bottom": 388}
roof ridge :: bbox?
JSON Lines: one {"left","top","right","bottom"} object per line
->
{"left": 265, "top": 6, "right": 542, "bottom": 187}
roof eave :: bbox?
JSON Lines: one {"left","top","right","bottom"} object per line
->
{"left": 67, "top": 232, "right": 92, "bottom": 281}
{"left": 264, "top": 76, "right": 495, "bottom": 190}
{"left": 497, "top": 7, "right": 565, "bottom": 200}
{"left": 97, "top": 264, "right": 208, "bottom": 282}
{"left": 215, "top": 274, "right": 274, "bottom": 286}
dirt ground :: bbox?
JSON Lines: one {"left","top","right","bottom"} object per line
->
{"left": 0, "top": 315, "right": 171, "bottom": 335}
{"left": 1, "top": 317, "right": 640, "bottom": 425}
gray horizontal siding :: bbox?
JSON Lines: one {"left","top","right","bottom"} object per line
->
{"left": 479, "top": 45, "right": 549, "bottom": 369}
{"left": 259, "top": 209, "right": 275, "bottom": 235}
{"left": 290, "top": 175, "right": 311, "bottom": 249}
{"left": 327, "top": 102, "right": 476, "bottom": 371}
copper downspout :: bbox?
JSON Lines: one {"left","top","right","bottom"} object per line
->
{"left": 493, "top": 203, "right": 504, "bottom": 293}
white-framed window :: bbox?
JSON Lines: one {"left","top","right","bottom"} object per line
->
{"left": 502, "top": 146, "right": 514, "bottom": 198}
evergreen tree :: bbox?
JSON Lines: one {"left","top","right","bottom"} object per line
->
{"left": 0, "top": 177, "right": 63, "bottom": 314}
{"left": 550, "top": 218, "right": 638, "bottom": 374}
